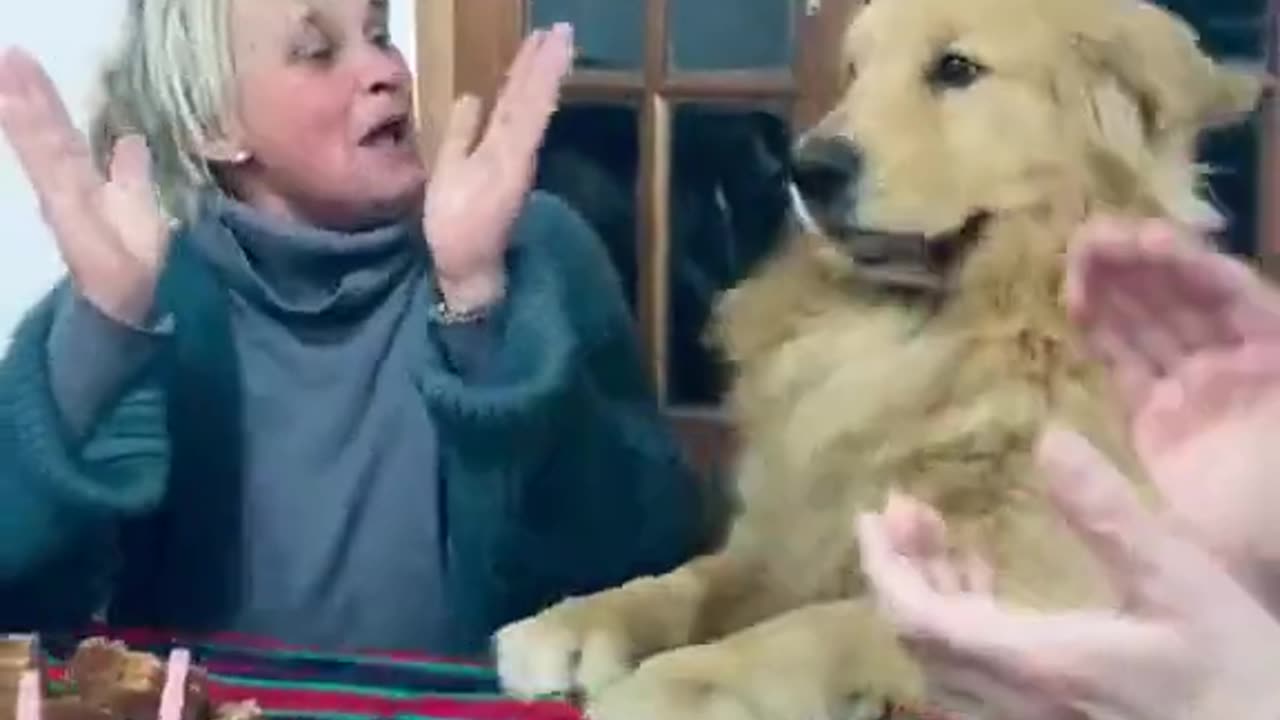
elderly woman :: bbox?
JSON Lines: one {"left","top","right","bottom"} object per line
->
{"left": 0, "top": 0, "right": 704, "bottom": 655}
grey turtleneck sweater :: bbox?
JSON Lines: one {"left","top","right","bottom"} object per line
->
{"left": 47, "top": 193, "right": 491, "bottom": 651}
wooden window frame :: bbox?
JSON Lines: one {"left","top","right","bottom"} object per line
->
{"left": 415, "top": 0, "right": 860, "bottom": 476}
{"left": 416, "top": 0, "right": 1280, "bottom": 472}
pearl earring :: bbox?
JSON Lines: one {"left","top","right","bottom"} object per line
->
{"left": 231, "top": 150, "right": 251, "bottom": 164}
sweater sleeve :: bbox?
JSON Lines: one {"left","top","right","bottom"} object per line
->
{"left": 0, "top": 281, "right": 171, "bottom": 627}
{"left": 47, "top": 291, "right": 170, "bottom": 440}
{"left": 418, "top": 192, "right": 708, "bottom": 634}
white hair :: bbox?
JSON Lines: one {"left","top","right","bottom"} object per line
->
{"left": 90, "top": 0, "right": 237, "bottom": 223}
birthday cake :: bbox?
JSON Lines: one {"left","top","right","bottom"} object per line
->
{"left": 1, "top": 635, "right": 260, "bottom": 720}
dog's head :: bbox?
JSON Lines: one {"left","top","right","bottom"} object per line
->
{"left": 790, "top": 0, "right": 1260, "bottom": 293}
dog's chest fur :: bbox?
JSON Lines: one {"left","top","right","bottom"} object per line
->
{"left": 713, "top": 222, "right": 1146, "bottom": 610}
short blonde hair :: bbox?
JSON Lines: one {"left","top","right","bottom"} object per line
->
{"left": 89, "top": 0, "right": 236, "bottom": 223}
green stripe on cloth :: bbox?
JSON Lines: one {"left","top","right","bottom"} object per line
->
{"left": 184, "top": 641, "right": 496, "bottom": 679}
{"left": 208, "top": 675, "right": 508, "bottom": 702}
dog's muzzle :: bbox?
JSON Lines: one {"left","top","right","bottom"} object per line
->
{"left": 838, "top": 212, "right": 990, "bottom": 293}
{"left": 791, "top": 135, "right": 989, "bottom": 294}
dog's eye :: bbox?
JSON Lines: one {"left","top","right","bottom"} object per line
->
{"left": 927, "top": 52, "right": 987, "bottom": 90}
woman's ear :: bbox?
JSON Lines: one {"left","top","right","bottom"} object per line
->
{"left": 195, "top": 112, "right": 254, "bottom": 165}
{"left": 197, "top": 137, "right": 252, "bottom": 165}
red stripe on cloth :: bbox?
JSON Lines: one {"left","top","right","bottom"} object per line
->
{"left": 48, "top": 660, "right": 580, "bottom": 720}
{"left": 206, "top": 685, "right": 581, "bottom": 720}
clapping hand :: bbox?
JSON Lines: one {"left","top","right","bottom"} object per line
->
{"left": 422, "top": 24, "right": 574, "bottom": 313}
{"left": 0, "top": 47, "right": 168, "bottom": 327}
{"left": 858, "top": 428, "right": 1280, "bottom": 720}
{"left": 1065, "top": 217, "right": 1280, "bottom": 613}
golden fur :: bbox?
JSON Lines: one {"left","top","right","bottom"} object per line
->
{"left": 496, "top": 0, "right": 1261, "bottom": 717}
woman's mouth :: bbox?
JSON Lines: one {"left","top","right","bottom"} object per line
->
{"left": 359, "top": 115, "right": 411, "bottom": 148}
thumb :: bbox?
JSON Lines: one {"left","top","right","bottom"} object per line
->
{"left": 882, "top": 491, "right": 949, "bottom": 558}
{"left": 434, "top": 95, "right": 482, "bottom": 168}
{"left": 108, "top": 134, "right": 155, "bottom": 190}
{"left": 1037, "top": 426, "right": 1170, "bottom": 607}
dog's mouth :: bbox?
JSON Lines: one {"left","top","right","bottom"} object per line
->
{"left": 787, "top": 183, "right": 990, "bottom": 294}
{"left": 838, "top": 212, "right": 990, "bottom": 294}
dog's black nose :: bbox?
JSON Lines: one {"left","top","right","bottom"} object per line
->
{"left": 791, "top": 135, "right": 863, "bottom": 212}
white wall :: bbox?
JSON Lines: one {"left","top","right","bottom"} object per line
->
{"left": 0, "top": 0, "right": 417, "bottom": 346}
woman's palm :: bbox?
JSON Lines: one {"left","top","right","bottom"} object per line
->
{"left": 1134, "top": 346, "right": 1280, "bottom": 608}
{"left": 422, "top": 26, "right": 572, "bottom": 295}
{"left": 0, "top": 48, "right": 167, "bottom": 325}
{"left": 1068, "top": 219, "right": 1280, "bottom": 612}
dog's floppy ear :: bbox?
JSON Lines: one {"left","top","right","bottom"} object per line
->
{"left": 1079, "top": 2, "right": 1260, "bottom": 134}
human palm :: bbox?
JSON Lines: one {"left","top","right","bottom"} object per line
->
{"left": 422, "top": 24, "right": 573, "bottom": 311}
{"left": 1066, "top": 218, "right": 1280, "bottom": 613}
{"left": 0, "top": 47, "right": 168, "bottom": 326}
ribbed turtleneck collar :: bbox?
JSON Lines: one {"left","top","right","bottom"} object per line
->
{"left": 185, "top": 191, "right": 424, "bottom": 320}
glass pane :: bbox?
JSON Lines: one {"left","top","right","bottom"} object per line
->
{"left": 668, "top": 104, "right": 793, "bottom": 405}
{"left": 534, "top": 103, "right": 640, "bottom": 310}
{"left": 529, "top": 0, "right": 646, "bottom": 70}
{"left": 1154, "top": 0, "right": 1266, "bottom": 256}
{"left": 669, "top": 0, "right": 796, "bottom": 70}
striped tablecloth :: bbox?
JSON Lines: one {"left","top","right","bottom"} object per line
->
{"left": 37, "top": 628, "right": 944, "bottom": 720}
{"left": 39, "top": 628, "right": 580, "bottom": 720}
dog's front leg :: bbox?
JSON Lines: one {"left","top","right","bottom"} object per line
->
{"left": 496, "top": 548, "right": 795, "bottom": 701}
{"left": 585, "top": 598, "right": 924, "bottom": 720}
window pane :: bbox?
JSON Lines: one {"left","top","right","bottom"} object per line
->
{"left": 529, "top": 0, "right": 646, "bottom": 70}
{"left": 669, "top": 0, "right": 797, "bottom": 70}
{"left": 534, "top": 103, "right": 640, "bottom": 310}
{"left": 668, "top": 104, "right": 793, "bottom": 405}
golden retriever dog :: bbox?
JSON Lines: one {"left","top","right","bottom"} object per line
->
{"left": 496, "top": 0, "right": 1260, "bottom": 717}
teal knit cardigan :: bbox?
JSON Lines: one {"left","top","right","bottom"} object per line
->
{"left": 0, "top": 194, "right": 707, "bottom": 647}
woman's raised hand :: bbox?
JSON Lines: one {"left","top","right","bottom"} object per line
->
{"left": 0, "top": 48, "right": 169, "bottom": 326}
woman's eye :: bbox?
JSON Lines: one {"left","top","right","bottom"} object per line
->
{"left": 297, "top": 44, "right": 334, "bottom": 61}
{"left": 927, "top": 51, "right": 987, "bottom": 90}
{"left": 291, "top": 26, "right": 335, "bottom": 62}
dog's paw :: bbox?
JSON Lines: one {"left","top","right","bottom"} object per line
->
{"left": 494, "top": 600, "right": 638, "bottom": 701}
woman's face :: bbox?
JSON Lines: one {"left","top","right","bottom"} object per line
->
{"left": 219, "top": 0, "right": 426, "bottom": 229}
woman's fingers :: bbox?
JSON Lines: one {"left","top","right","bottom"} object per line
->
{"left": 857, "top": 512, "right": 947, "bottom": 632}
{"left": 433, "top": 95, "right": 483, "bottom": 171}
{"left": 880, "top": 492, "right": 995, "bottom": 595}
{"left": 1037, "top": 425, "right": 1233, "bottom": 616}
{"left": 0, "top": 46, "right": 116, "bottom": 273}
{"left": 1069, "top": 218, "right": 1280, "bottom": 387}
{"left": 960, "top": 551, "right": 995, "bottom": 594}
{"left": 489, "top": 28, "right": 549, "bottom": 137}
{"left": 1068, "top": 221, "right": 1165, "bottom": 405}
{"left": 520, "top": 24, "right": 573, "bottom": 132}
{"left": 0, "top": 48, "right": 95, "bottom": 198}
{"left": 483, "top": 24, "right": 571, "bottom": 165}
{"left": 1038, "top": 427, "right": 1163, "bottom": 588}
